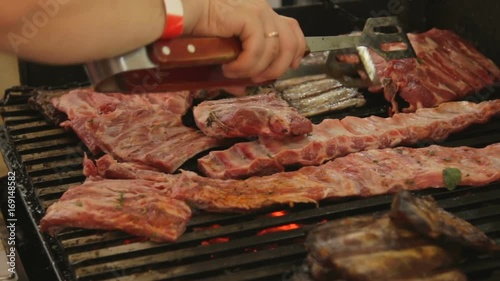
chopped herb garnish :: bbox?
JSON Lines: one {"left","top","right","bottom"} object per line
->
{"left": 117, "top": 192, "right": 125, "bottom": 208}
{"left": 443, "top": 157, "right": 452, "bottom": 162}
{"left": 443, "top": 168, "right": 462, "bottom": 190}
{"left": 428, "top": 150, "right": 436, "bottom": 156}
{"left": 75, "top": 201, "right": 83, "bottom": 207}
{"left": 405, "top": 179, "right": 415, "bottom": 186}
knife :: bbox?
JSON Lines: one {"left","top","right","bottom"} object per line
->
{"left": 85, "top": 16, "right": 415, "bottom": 93}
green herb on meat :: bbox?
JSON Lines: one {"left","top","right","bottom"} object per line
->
{"left": 443, "top": 168, "right": 462, "bottom": 190}
{"left": 405, "top": 179, "right": 415, "bottom": 186}
{"left": 117, "top": 192, "right": 125, "bottom": 208}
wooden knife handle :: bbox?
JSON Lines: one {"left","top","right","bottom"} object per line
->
{"left": 147, "top": 37, "right": 242, "bottom": 68}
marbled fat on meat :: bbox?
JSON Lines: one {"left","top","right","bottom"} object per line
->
{"left": 369, "top": 29, "right": 500, "bottom": 113}
{"left": 40, "top": 179, "right": 191, "bottom": 242}
{"left": 52, "top": 89, "right": 220, "bottom": 173}
{"left": 198, "top": 100, "right": 500, "bottom": 179}
{"left": 177, "top": 144, "right": 500, "bottom": 212}
{"left": 193, "top": 93, "right": 312, "bottom": 139}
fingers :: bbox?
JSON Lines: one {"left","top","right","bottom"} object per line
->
{"left": 187, "top": 0, "right": 306, "bottom": 82}
{"left": 251, "top": 16, "right": 306, "bottom": 83}
{"left": 288, "top": 17, "right": 307, "bottom": 69}
{"left": 222, "top": 15, "right": 280, "bottom": 79}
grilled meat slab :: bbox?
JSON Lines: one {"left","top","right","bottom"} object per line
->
{"left": 193, "top": 92, "right": 313, "bottom": 139}
{"left": 369, "top": 29, "right": 500, "bottom": 113}
{"left": 279, "top": 78, "right": 366, "bottom": 117}
{"left": 390, "top": 190, "right": 500, "bottom": 253}
{"left": 298, "top": 191, "right": 498, "bottom": 281}
{"left": 198, "top": 99, "right": 500, "bottom": 179}
{"left": 40, "top": 178, "right": 191, "bottom": 242}
{"left": 27, "top": 89, "right": 70, "bottom": 124}
{"left": 178, "top": 144, "right": 500, "bottom": 212}
{"left": 304, "top": 214, "right": 459, "bottom": 281}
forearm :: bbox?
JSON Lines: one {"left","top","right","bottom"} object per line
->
{"left": 0, "top": 0, "right": 168, "bottom": 64}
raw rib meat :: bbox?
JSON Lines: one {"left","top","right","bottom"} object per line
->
{"left": 51, "top": 88, "right": 193, "bottom": 153}
{"left": 39, "top": 179, "right": 191, "bottom": 242}
{"left": 52, "top": 89, "right": 219, "bottom": 173}
{"left": 198, "top": 99, "right": 500, "bottom": 179}
{"left": 369, "top": 28, "right": 500, "bottom": 113}
{"left": 175, "top": 144, "right": 500, "bottom": 212}
{"left": 83, "top": 154, "right": 179, "bottom": 182}
{"left": 41, "top": 144, "right": 500, "bottom": 241}
{"left": 86, "top": 108, "right": 221, "bottom": 173}
{"left": 193, "top": 93, "right": 312, "bottom": 139}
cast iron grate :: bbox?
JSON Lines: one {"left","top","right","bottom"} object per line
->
{"left": 0, "top": 86, "right": 499, "bottom": 281}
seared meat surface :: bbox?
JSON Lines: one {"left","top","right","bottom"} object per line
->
{"left": 296, "top": 191, "right": 498, "bottom": 281}
{"left": 390, "top": 190, "right": 500, "bottom": 253}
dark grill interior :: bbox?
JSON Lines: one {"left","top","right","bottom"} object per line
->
{"left": 1, "top": 85, "right": 499, "bottom": 281}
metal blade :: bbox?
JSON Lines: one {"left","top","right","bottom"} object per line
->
{"left": 278, "top": 64, "right": 327, "bottom": 81}
{"left": 305, "top": 35, "right": 360, "bottom": 53}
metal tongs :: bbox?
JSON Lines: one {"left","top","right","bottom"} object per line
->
{"left": 85, "top": 17, "right": 416, "bottom": 93}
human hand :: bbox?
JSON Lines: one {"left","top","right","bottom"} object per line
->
{"left": 182, "top": 0, "right": 307, "bottom": 83}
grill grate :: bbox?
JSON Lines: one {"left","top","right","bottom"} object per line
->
{"left": 1, "top": 87, "right": 500, "bottom": 281}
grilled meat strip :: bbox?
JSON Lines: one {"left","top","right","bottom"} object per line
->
{"left": 368, "top": 28, "right": 500, "bottom": 113}
{"left": 177, "top": 144, "right": 500, "bottom": 212}
{"left": 198, "top": 99, "right": 500, "bottom": 179}
{"left": 298, "top": 190, "right": 499, "bottom": 281}
{"left": 39, "top": 178, "right": 191, "bottom": 242}
{"left": 304, "top": 214, "right": 459, "bottom": 281}
{"left": 27, "top": 89, "right": 70, "bottom": 124}
{"left": 390, "top": 190, "right": 500, "bottom": 253}
{"left": 193, "top": 92, "right": 312, "bottom": 139}
{"left": 273, "top": 74, "right": 329, "bottom": 92}
{"left": 279, "top": 78, "right": 366, "bottom": 117}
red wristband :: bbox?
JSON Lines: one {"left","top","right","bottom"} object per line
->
{"left": 161, "top": 0, "right": 184, "bottom": 39}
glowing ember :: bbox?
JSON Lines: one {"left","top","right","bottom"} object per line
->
{"left": 257, "top": 223, "right": 301, "bottom": 235}
{"left": 268, "top": 211, "right": 287, "bottom": 217}
{"left": 201, "top": 237, "right": 230, "bottom": 246}
{"left": 123, "top": 237, "right": 148, "bottom": 244}
{"left": 193, "top": 224, "right": 222, "bottom": 232}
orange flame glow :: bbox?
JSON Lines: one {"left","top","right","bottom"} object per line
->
{"left": 257, "top": 224, "right": 301, "bottom": 236}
